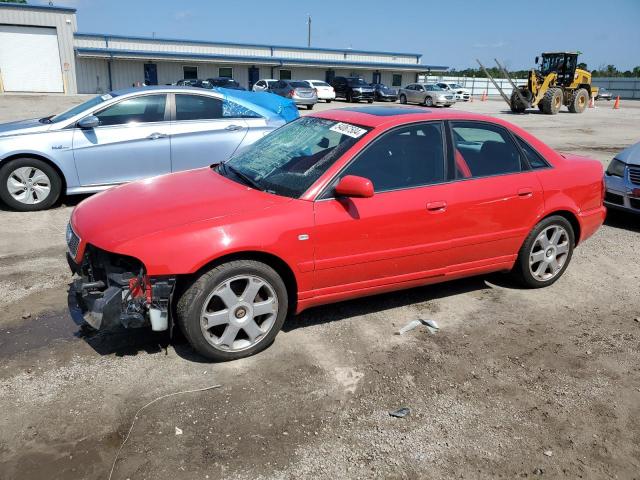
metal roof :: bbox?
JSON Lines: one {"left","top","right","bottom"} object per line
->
{"left": 75, "top": 48, "right": 448, "bottom": 71}
{"left": 74, "top": 32, "right": 423, "bottom": 59}
{"left": 0, "top": 2, "right": 76, "bottom": 13}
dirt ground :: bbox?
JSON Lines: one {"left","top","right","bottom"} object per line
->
{"left": 0, "top": 93, "right": 639, "bottom": 480}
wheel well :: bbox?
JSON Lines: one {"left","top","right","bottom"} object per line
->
{"left": 0, "top": 153, "right": 67, "bottom": 192}
{"left": 181, "top": 251, "right": 298, "bottom": 310}
{"left": 543, "top": 210, "right": 581, "bottom": 245}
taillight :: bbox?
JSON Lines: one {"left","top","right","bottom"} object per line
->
{"left": 288, "top": 90, "right": 295, "bottom": 97}
{"left": 314, "top": 88, "right": 318, "bottom": 95}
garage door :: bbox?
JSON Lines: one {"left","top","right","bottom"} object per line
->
{"left": 0, "top": 25, "right": 64, "bottom": 93}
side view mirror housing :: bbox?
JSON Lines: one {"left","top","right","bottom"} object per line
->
{"left": 78, "top": 115, "right": 100, "bottom": 129}
{"left": 535, "top": 56, "right": 539, "bottom": 64}
{"left": 334, "top": 175, "right": 374, "bottom": 198}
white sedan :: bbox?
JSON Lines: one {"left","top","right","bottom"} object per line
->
{"left": 303, "top": 80, "right": 336, "bottom": 102}
{"left": 436, "top": 82, "right": 471, "bottom": 101}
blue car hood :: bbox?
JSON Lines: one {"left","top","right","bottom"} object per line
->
{"left": 617, "top": 141, "right": 640, "bottom": 166}
{"left": 217, "top": 88, "right": 299, "bottom": 123}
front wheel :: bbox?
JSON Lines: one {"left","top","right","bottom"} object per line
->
{"left": 512, "top": 215, "right": 575, "bottom": 288}
{"left": 176, "top": 260, "right": 289, "bottom": 361}
{"left": 306, "top": 104, "right": 314, "bottom": 110}
{"left": 399, "top": 94, "right": 407, "bottom": 104}
{"left": 0, "top": 157, "right": 62, "bottom": 211}
{"left": 367, "top": 99, "right": 373, "bottom": 104}
{"left": 424, "top": 96, "right": 433, "bottom": 107}
{"left": 326, "top": 99, "right": 332, "bottom": 103}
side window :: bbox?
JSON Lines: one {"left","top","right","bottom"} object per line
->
{"left": 515, "top": 136, "right": 550, "bottom": 169}
{"left": 175, "top": 95, "right": 223, "bottom": 121}
{"left": 339, "top": 123, "right": 445, "bottom": 193}
{"left": 451, "top": 122, "right": 524, "bottom": 179}
{"left": 223, "top": 100, "right": 261, "bottom": 118}
{"left": 406, "top": 85, "right": 414, "bottom": 90}
{"left": 95, "top": 95, "right": 166, "bottom": 126}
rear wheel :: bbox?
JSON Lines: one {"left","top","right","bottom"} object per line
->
{"left": 510, "top": 88, "right": 530, "bottom": 113}
{"left": 512, "top": 215, "right": 575, "bottom": 288}
{"left": 0, "top": 157, "right": 62, "bottom": 211}
{"left": 367, "top": 99, "right": 373, "bottom": 103}
{"left": 541, "top": 87, "right": 563, "bottom": 114}
{"left": 176, "top": 260, "right": 288, "bottom": 361}
{"left": 399, "top": 94, "right": 407, "bottom": 104}
{"left": 306, "top": 104, "right": 314, "bottom": 110}
{"left": 346, "top": 91, "right": 353, "bottom": 103}
{"left": 424, "top": 96, "right": 433, "bottom": 107}
{"left": 568, "top": 88, "right": 588, "bottom": 113}
{"left": 326, "top": 99, "right": 332, "bottom": 103}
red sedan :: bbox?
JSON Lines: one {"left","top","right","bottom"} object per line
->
{"left": 67, "top": 106, "right": 606, "bottom": 361}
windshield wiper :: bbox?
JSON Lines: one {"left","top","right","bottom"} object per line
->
{"left": 222, "top": 163, "right": 264, "bottom": 191}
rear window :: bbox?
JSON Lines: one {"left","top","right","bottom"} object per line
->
{"left": 289, "top": 81, "right": 308, "bottom": 88}
{"left": 312, "top": 81, "right": 330, "bottom": 87}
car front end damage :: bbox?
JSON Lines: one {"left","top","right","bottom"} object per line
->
{"left": 66, "top": 223, "right": 175, "bottom": 331}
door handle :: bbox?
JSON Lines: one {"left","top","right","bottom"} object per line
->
{"left": 147, "top": 132, "right": 167, "bottom": 140}
{"left": 426, "top": 201, "right": 447, "bottom": 212}
{"left": 225, "top": 124, "right": 244, "bottom": 131}
{"left": 517, "top": 187, "right": 533, "bottom": 197}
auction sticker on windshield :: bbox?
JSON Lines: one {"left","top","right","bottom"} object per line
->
{"left": 330, "top": 122, "right": 367, "bottom": 139}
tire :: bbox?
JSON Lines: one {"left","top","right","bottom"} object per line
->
{"left": 512, "top": 215, "right": 575, "bottom": 288}
{"left": 346, "top": 91, "right": 353, "bottom": 103}
{"left": 424, "top": 96, "right": 433, "bottom": 107}
{"left": 399, "top": 94, "right": 407, "bottom": 104}
{"left": 176, "top": 260, "right": 289, "bottom": 361}
{"left": 306, "top": 104, "right": 314, "bottom": 110}
{"left": 326, "top": 99, "right": 332, "bottom": 103}
{"left": 537, "top": 103, "right": 544, "bottom": 112}
{"left": 510, "top": 88, "right": 529, "bottom": 113}
{"left": 568, "top": 88, "right": 588, "bottom": 113}
{"left": 541, "top": 87, "right": 563, "bottom": 114}
{"left": 0, "top": 157, "right": 62, "bottom": 211}
{"left": 367, "top": 99, "right": 373, "bottom": 104}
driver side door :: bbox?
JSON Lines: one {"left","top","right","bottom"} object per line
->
{"left": 72, "top": 94, "right": 171, "bottom": 186}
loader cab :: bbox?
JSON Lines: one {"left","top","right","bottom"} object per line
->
{"left": 539, "top": 52, "right": 578, "bottom": 86}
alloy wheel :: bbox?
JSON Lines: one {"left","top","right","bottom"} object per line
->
{"left": 200, "top": 275, "right": 279, "bottom": 352}
{"left": 528, "top": 225, "right": 570, "bottom": 281}
{"left": 7, "top": 166, "right": 51, "bottom": 205}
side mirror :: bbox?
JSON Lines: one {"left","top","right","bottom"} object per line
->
{"left": 334, "top": 175, "right": 374, "bottom": 198}
{"left": 78, "top": 115, "right": 100, "bottom": 129}
{"left": 535, "top": 56, "right": 539, "bottom": 64}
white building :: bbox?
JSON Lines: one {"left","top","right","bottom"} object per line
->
{"left": 0, "top": 3, "right": 447, "bottom": 95}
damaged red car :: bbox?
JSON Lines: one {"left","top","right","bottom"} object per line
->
{"left": 67, "top": 107, "right": 606, "bottom": 361}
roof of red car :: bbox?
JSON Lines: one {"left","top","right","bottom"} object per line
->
{"left": 312, "top": 106, "right": 507, "bottom": 129}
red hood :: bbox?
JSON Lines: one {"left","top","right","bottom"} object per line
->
{"left": 71, "top": 167, "right": 291, "bottom": 251}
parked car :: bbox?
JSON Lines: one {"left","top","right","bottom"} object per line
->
{"left": 331, "top": 76, "right": 375, "bottom": 103}
{"left": 604, "top": 141, "right": 640, "bottom": 214}
{"left": 302, "top": 80, "right": 335, "bottom": 102}
{"left": 267, "top": 80, "right": 318, "bottom": 109}
{"left": 595, "top": 87, "right": 613, "bottom": 101}
{"left": 370, "top": 83, "right": 398, "bottom": 102}
{"left": 398, "top": 83, "right": 455, "bottom": 107}
{"left": 176, "top": 79, "right": 199, "bottom": 86}
{"left": 435, "top": 82, "right": 471, "bottom": 101}
{"left": 0, "top": 86, "right": 299, "bottom": 211}
{"left": 67, "top": 106, "right": 606, "bottom": 361}
{"left": 205, "top": 77, "right": 246, "bottom": 90}
{"left": 252, "top": 79, "right": 277, "bottom": 92}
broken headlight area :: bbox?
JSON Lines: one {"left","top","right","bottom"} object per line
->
{"left": 69, "top": 245, "right": 175, "bottom": 332}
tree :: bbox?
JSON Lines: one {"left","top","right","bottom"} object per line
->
{"left": 577, "top": 62, "right": 588, "bottom": 70}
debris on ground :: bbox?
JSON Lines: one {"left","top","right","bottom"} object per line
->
{"left": 397, "top": 319, "right": 439, "bottom": 335}
{"left": 533, "top": 467, "right": 545, "bottom": 475}
{"left": 389, "top": 407, "right": 411, "bottom": 418}
{"left": 21, "top": 312, "right": 31, "bottom": 319}
{"left": 543, "top": 450, "right": 553, "bottom": 457}
{"left": 175, "top": 427, "right": 183, "bottom": 436}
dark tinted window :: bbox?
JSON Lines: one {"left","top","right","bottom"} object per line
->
{"left": 175, "top": 94, "right": 223, "bottom": 120}
{"left": 340, "top": 123, "right": 445, "bottom": 192}
{"left": 95, "top": 95, "right": 166, "bottom": 126}
{"left": 289, "top": 81, "right": 308, "bottom": 88}
{"left": 451, "top": 122, "right": 524, "bottom": 178}
{"left": 183, "top": 66, "right": 198, "bottom": 80}
{"left": 515, "top": 136, "right": 550, "bottom": 169}
{"left": 392, "top": 74, "right": 402, "bottom": 87}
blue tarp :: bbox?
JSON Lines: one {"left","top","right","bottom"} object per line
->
{"left": 217, "top": 88, "right": 300, "bottom": 123}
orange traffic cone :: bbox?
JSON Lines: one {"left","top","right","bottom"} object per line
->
{"left": 588, "top": 96, "right": 595, "bottom": 108}
{"left": 613, "top": 96, "right": 620, "bottom": 109}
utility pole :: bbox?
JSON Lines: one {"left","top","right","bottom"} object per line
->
{"left": 307, "top": 15, "right": 311, "bottom": 47}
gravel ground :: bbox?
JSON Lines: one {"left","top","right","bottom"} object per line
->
{"left": 0, "top": 93, "right": 639, "bottom": 480}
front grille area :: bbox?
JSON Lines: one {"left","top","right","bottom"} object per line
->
{"left": 630, "top": 198, "right": 640, "bottom": 210}
{"left": 629, "top": 167, "right": 640, "bottom": 185}
{"left": 605, "top": 192, "right": 624, "bottom": 205}
{"left": 66, "top": 223, "right": 80, "bottom": 258}
{"left": 445, "top": 95, "right": 454, "bottom": 100}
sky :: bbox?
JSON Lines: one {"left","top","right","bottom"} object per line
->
{"left": 35, "top": 0, "right": 640, "bottom": 71}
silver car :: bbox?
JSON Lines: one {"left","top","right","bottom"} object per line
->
{"left": 604, "top": 141, "right": 640, "bottom": 214}
{"left": 0, "top": 86, "right": 298, "bottom": 211}
{"left": 398, "top": 83, "right": 456, "bottom": 107}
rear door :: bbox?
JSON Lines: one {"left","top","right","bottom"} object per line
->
{"left": 443, "top": 121, "right": 545, "bottom": 271}
{"left": 169, "top": 93, "right": 248, "bottom": 171}
{"left": 72, "top": 93, "right": 171, "bottom": 185}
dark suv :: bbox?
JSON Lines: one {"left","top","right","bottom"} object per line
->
{"left": 331, "top": 76, "right": 375, "bottom": 103}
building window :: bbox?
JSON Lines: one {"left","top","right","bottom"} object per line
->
{"left": 392, "top": 74, "right": 402, "bottom": 87}
{"left": 183, "top": 66, "right": 198, "bottom": 80}
{"left": 279, "top": 69, "right": 291, "bottom": 80}
{"left": 219, "top": 67, "right": 233, "bottom": 78}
